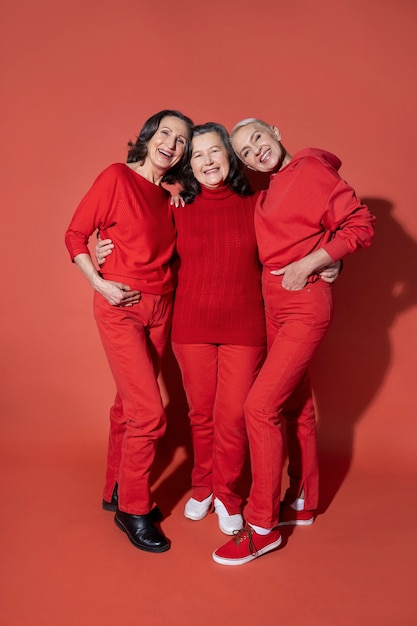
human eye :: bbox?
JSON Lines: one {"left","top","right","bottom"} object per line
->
{"left": 177, "top": 137, "right": 186, "bottom": 145}
{"left": 254, "top": 133, "right": 261, "bottom": 142}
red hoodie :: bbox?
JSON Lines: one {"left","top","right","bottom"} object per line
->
{"left": 255, "top": 148, "right": 375, "bottom": 272}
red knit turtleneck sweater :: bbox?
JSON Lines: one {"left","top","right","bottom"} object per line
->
{"left": 172, "top": 185, "right": 266, "bottom": 345}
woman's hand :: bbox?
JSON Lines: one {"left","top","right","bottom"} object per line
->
{"left": 75, "top": 245, "right": 141, "bottom": 307}
{"left": 319, "top": 260, "right": 342, "bottom": 283}
{"left": 271, "top": 258, "right": 311, "bottom": 291}
{"left": 96, "top": 237, "right": 114, "bottom": 266}
{"left": 93, "top": 276, "right": 141, "bottom": 307}
{"left": 270, "top": 248, "right": 335, "bottom": 290}
{"left": 170, "top": 194, "right": 185, "bottom": 208}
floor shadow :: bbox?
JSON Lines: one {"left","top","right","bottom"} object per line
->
{"left": 312, "top": 197, "right": 417, "bottom": 513}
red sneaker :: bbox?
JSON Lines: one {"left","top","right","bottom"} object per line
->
{"left": 278, "top": 504, "right": 315, "bottom": 526}
{"left": 212, "top": 526, "right": 282, "bottom": 566}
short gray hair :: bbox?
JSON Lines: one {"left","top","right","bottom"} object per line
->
{"left": 230, "top": 118, "right": 272, "bottom": 140}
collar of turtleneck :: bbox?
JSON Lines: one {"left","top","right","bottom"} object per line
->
{"left": 199, "top": 183, "right": 234, "bottom": 201}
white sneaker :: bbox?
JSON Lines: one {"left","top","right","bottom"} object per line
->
{"left": 184, "top": 494, "right": 213, "bottom": 521}
{"left": 214, "top": 497, "right": 243, "bottom": 535}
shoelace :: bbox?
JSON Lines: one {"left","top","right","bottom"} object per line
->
{"left": 232, "top": 526, "right": 257, "bottom": 556}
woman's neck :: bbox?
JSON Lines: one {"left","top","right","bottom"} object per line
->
{"left": 276, "top": 147, "right": 292, "bottom": 172}
{"left": 127, "top": 161, "right": 165, "bottom": 185}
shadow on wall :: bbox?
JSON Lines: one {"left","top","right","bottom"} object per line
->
{"left": 312, "top": 198, "right": 417, "bottom": 513}
{"left": 149, "top": 196, "right": 417, "bottom": 518}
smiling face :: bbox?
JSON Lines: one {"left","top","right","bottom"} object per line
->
{"left": 231, "top": 122, "right": 284, "bottom": 173}
{"left": 190, "top": 131, "right": 230, "bottom": 189}
{"left": 146, "top": 115, "right": 189, "bottom": 172}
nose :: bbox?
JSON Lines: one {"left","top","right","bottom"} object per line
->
{"left": 204, "top": 152, "right": 214, "bottom": 165}
{"left": 166, "top": 135, "right": 176, "bottom": 150}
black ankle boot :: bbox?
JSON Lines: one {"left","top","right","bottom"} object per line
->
{"left": 114, "top": 509, "right": 170, "bottom": 553}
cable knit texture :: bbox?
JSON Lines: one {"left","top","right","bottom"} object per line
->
{"left": 172, "top": 185, "right": 266, "bottom": 345}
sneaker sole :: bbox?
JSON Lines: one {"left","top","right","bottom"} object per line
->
{"left": 184, "top": 510, "right": 210, "bottom": 521}
{"left": 212, "top": 535, "right": 282, "bottom": 566}
{"left": 278, "top": 518, "right": 314, "bottom": 527}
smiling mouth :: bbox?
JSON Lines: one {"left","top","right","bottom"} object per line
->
{"left": 260, "top": 149, "right": 271, "bottom": 163}
{"left": 204, "top": 167, "right": 219, "bottom": 175}
{"left": 159, "top": 149, "right": 174, "bottom": 158}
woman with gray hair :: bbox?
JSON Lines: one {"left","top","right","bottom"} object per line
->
{"left": 213, "top": 117, "right": 375, "bottom": 566}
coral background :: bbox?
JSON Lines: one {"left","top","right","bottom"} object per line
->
{"left": 1, "top": 1, "right": 416, "bottom": 624}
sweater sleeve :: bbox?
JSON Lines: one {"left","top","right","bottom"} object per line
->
{"left": 65, "top": 166, "right": 119, "bottom": 261}
{"left": 321, "top": 179, "right": 375, "bottom": 262}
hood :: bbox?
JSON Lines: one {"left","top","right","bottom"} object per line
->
{"left": 291, "top": 148, "right": 342, "bottom": 172}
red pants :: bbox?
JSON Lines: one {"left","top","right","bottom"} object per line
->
{"left": 244, "top": 273, "right": 333, "bottom": 528}
{"left": 94, "top": 291, "right": 172, "bottom": 515}
{"left": 172, "top": 342, "right": 265, "bottom": 514}
{"left": 282, "top": 372, "right": 319, "bottom": 509}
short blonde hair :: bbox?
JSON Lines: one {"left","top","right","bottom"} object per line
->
{"left": 230, "top": 118, "right": 273, "bottom": 140}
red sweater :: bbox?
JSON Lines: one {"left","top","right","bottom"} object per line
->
{"left": 255, "top": 149, "right": 375, "bottom": 272}
{"left": 65, "top": 163, "right": 176, "bottom": 294}
{"left": 172, "top": 185, "right": 266, "bottom": 345}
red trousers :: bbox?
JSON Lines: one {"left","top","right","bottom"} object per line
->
{"left": 172, "top": 342, "right": 265, "bottom": 514}
{"left": 94, "top": 291, "right": 173, "bottom": 515}
{"left": 281, "top": 372, "right": 319, "bottom": 508}
{"left": 244, "top": 272, "right": 333, "bottom": 528}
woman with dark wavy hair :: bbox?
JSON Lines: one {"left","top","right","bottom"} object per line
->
{"left": 65, "top": 109, "right": 193, "bottom": 554}
{"left": 178, "top": 122, "right": 252, "bottom": 203}
{"left": 170, "top": 122, "right": 266, "bottom": 535}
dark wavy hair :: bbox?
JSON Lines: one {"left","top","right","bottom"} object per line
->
{"left": 126, "top": 109, "right": 194, "bottom": 182}
{"left": 178, "top": 122, "right": 253, "bottom": 204}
